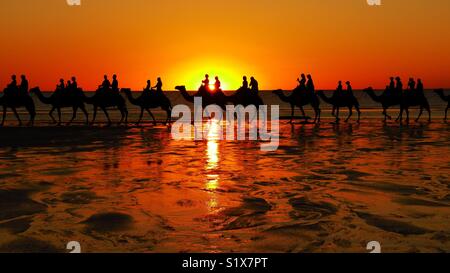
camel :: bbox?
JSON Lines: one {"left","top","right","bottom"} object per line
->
{"left": 227, "top": 89, "right": 265, "bottom": 109}
{"left": 434, "top": 89, "right": 449, "bottom": 121}
{"left": 176, "top": 85, "right": 228, "bottom": 110}
{"left": 364, "top": 87, "right": 431, "bottom": 123}
{"left": 272, "top": 89, "right": 321, "bottom": 123}
{"left": 121, "top": 88, "right": 172, "bottom": 125}
{"left": 317, "top": 90, "right": 361, "bottom": 123}
{"left": 397, "top": 90, "right": 431, "bottom": 123}
{"left": 30, "top": 87, "right": 89, "bottom": 125}
{"left": 364, "top": 87, "right": 402, "bottom": 122}
{"left": 81, "top": 89, "right": 128, "bottom": 126}
{"left": 0, "top": 88, "right": 36, "bottom": 126}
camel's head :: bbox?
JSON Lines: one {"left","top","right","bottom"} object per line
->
{"left": 29, "top": 87, "right": 41, "bottom": 94}
{"left": 175, "top": 86, "right": 186, "bottom": 92}
{"left": 363, "top": 87, "right": 374, "bottom": 93}
{"left": 272, "top": 89, "right": 283, "bottom": 95}
{"left": 120, "top": 88, "right": 132, "bottom": 94}
{"left": 434, "top": 88, "right": 444, "bottom": 95}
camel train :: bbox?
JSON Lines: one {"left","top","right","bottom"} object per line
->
{"left": 0, "top": 74, "right": 449, "bottom": 126}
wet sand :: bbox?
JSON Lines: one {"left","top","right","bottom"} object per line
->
{"left": 0, "top": 119, "right": 449, "bottom": 253}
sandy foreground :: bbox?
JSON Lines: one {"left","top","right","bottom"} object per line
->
{"left": 0, "top": 119, "right": 449, "bottom": 253}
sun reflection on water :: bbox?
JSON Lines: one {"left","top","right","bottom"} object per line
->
{"left": 205, "top": 120, "right": 221, "bottom": 210}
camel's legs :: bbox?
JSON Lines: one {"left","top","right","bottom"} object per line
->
{"left": 416, "top": 107, "right": 424, "bottom": 122}
{"left": 356, "top": 105, "right": 361, "bottom": 123}
{"left": 445, "top": 106, "right": 449, "bottom": 121}
{"left": 300, "top": 106, "right": 306, "bottom": 118}
{"left": 91, "top": 106, "right": 98, "bottom": 125}
{"left": 405, "top": 108, "right": 410, "bottom": 123}
{"left": 345, "top": 107, "right": 353, "bottom": 123}
{"left": 1, "top": 106, "right": 6, "bottom": 126}
{"left": 335, "top": 107, "right": 340, "bottom": 123}
{"left": 164, "top": 107, "right": 172, "bottom": 125}
{"left": 80, "top": 105, "right": 89, "bottom": 125}
{"left": 26, "top": 105, "right": 36, "bottom": 126}
{"left": 12, "top": 108, "right": 22, "bottom": 126}
{"left": 49, "top": 107, "right": 57, "bottom": 123}
{"left": 68, "top": 107, "right": 78, "bottom": 125}
{"left": 146, "top": 109, "right": 157, "bottom": 125}
{"left": 313, "top": 106, "right": 321, "bottom": 123}
{"left": 289, "top": 105, "right": 295, "bottom": 124}
{"left": 137, "top": 108, "right": 144, "bottom": 125}
{"left": 123, "top": 108, "right": 129, "bottom": 124}
{"left": 426, "top": 104, "right": 432, "bottom": 123}
{"left": 101, "top": 107, "right": 111, "bottom": 126}
{"left": 57, "top": 108, "right": 62, "bottom": 126}
{"left": 397, "top": 107, "right": 404, "bottom": 123}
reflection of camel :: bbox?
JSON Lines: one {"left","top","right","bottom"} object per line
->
{"left": 121, "top": 88, "right": 172, "bottom": 125}
{"left": 272, "top": 89, "right": 321, "bottom": 123}
{"left": 0, "top": 88, "right": 36, "bottom": 126}
{"left": 435, "top": 89, "right": 449, "bottom": 121}
{"left": 364, "top": 87, "right": 401, "bottom": 122}
{"left": 364, "top": 87, "right": 431, "bottom": 123}
{"left": 317, "top": 91, "right": 361, "bottom": 123}
{"left": 30, "top": 87, "right": 89, "bottom": 125}
{"left": 81, "top": 89, "right": 128, "bottom": 126}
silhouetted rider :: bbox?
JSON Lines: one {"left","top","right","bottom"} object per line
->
{"left": 242, "top": 76, "right": 249, "bottom": 90}
{"left": 202, "top": 74, "right": 210, "bottom": 91}
{"left": 100, "top": 75, "right": 111, "bottom": 91}
{"left": 389, "top": 77, "right": 395, "bottom": 91}
{"left": 153, "top": 77, "right": 163, "bottom": 93}
{"left": 250, "top": 77, "right": 259, "bottom": 93}
{"left": 111, "top": 74, "right": 119, "bottom": 93}
{"left": 19, "top": 75, "right": 29, "bottom": 96}
{"left": 395, "top": 77, "right": 403, "bottom": 94}
{"left": 346, "top": 81, "right": 354, "bottom": 97}
{"left": 71, "top": 77, "right": 78, "bottom": 91}
{"left": 407, "top": 78, "right": 416, "bottom": 91}
{"left": 7, "top": 75, "right": 18, "bottom": 92}
{"left": 416, "top": 79, "right": 424, "bottom": 95}
{"left": 306, "top": 74, "right": 315, "bottom": 95}
{"left": 214, "top": 76, "right": 221, "bottom": 91}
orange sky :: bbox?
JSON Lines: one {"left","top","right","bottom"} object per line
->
{"left": 1, "top": 0, "right": 450, "bottom": 90}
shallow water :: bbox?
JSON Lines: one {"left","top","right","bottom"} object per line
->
{"left": 0, "top": 118, "right": 449, "bottom": 253}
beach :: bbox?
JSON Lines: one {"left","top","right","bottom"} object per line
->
{"left": 0, "top": 91, "right": 449, "bottom": 253}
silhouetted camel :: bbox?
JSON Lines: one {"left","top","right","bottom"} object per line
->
{"left": 272, "top": 89, "right": 321, "bottom": 123}
{"left": 81, "top": 89, "right": 128, "bottom": 126}
{"left": 398, "top": 91, "right": 431, "bottom": 123}
{"left": 30, "top": 87, "right": 89, "bottom": 125}
{"left": 227, "top": 90, "right": 265, "bottom": 109}
{"left": 317, "top": 90, "right": 361, "bottom": 123}
{"left": 364, "top": 87, "right": 402, "bottom": 122}
{"left": 121, "top": 88, "right": 172, "bottom": 125}
{"left": 0, "top": 88, "right": 36, "bottom": 126}
{"left": 434, "top": 89, "right": 449, "bottom": 121}
{"left": 176, "top": 85, "right": 228, "bottom": 110}
{"left": 364, "top": 87, "right": 431, "bottom": 123}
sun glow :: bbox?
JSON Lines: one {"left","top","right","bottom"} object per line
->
{"left": 168, "top": 57, "right": 255, "bottom": 91}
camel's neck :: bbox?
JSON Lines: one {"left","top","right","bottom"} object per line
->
{"left": 34, "top": 90, "right": 53, "bottom": 105}
{"left": 275, "top": 92, "right": 292, "bottom": 103}
{"left": 179, "top": 89, "right": 195, "bottom": 103}
{"left": 124, "top": 91, "right": 141, "bottom": 106}
{"left": 437, "top": 91, "right": 449, "bottom": 102}
{"left": 317, "top": 91, "right": 334, "bottom": 105}
{"left": 366, "top": 89, "right": 383, "bottom": 103}
{"left": 81, "top": 91, "right": 95, "bottom": 104}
